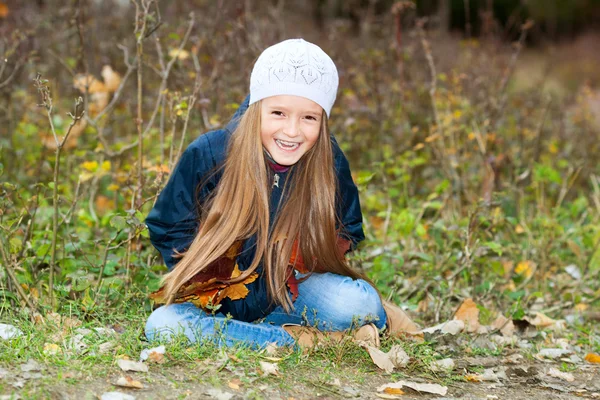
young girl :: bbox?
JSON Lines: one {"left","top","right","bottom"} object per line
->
{"left": 145, "top": 39, "right": 416, "bottom": 348}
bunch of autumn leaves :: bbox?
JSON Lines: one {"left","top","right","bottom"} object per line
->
{"left": 42, "top": 66, "right": 122, "bottom": 150}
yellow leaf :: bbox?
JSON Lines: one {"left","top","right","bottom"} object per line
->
{"left": 515, "top": 224, "right": 525, "bottom": 234}
{"left": 515, "top": 260, "right": 535, "bottom": 279}
{"left": 209, "top": 114, "right": 221, "bottom": 127}
{"left": 169, "top": 48, "right": 190, "bottom": 60}
{"left": 81, "top": 161, "right": 98, "bottom": 172}
{"left": 107, "top": 184, "right": 119, "bottom": 191}
{"left": 43, "top": 343, "right": 61, "bottom": 355}
{"left": 585, "top": 353, "right": 600, "bottom": 364}
{"left": 101, "top": 160, "right": 111, "bottom": 172}
{"left": 465, "top": 374, "right": 481, "bottom": 382}
{"left": 425, "top": 133, "right": 439, "bottom": 143}
{"left": 79, "top": 171, "right": 94, "bottom": 182}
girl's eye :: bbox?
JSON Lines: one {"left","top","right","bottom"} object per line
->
{"left": 305, "top": 115, "right": 318, "bottom": 121}
{"left": 272, "top": 111, "right": 284, "bottom": 116}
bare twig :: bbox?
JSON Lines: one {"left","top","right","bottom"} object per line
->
{"left": 34, "top": 74, "right": 85, "bottom": 308}
{"left": 112, "top": 12, "right": 196, "bottom": 159}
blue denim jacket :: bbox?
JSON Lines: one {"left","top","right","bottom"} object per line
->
{"left": 145, "top": 96, "right": 365, "bottom": 322}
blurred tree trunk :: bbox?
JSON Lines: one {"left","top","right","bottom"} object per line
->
{"left": 438, "top": 0, "right": 450, "bottom": 32}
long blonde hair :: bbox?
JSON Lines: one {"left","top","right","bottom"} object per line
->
{"left": 161, "top": 101, "right": 368, "bottom": 311}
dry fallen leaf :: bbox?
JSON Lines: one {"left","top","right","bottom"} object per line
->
{"left": 547, "top": 368, "right": 575, "bottom": 382}
{"left": 383, "top": 387, "right": 405, "bottom": 395}
{"left": 140, "top": 345, "right": 166, "bottom": 363}
{"left": 264, "top": 342, "right": 278, "bottom": 356}
{"left": 0, "top": 323, "right": 23, "bottom": 340}
{"left": 420, "top": 319, "right": 464, "bottom": 335}
{"left": 454, "top": 298, "right": 480, "bottom": 333}
{"left": 536, "top": 348, "right": 571, "bottom": 359}
{"left": 515, "top": 260, "right": 536, "bottom": 279}
{"left": 525, "top": 312, "right": 559, "bottom": 328}
{"left": 585, "top": 353, "right": 600, "bottom": 364}
{"left": 491, "top": 315, "right": 515, "bottom": 337}
{"left": 259, "top": 361, "right": 279, "bottom": 377}
{"left": 117, "top": 359, "right": 148, "bottom": 373}
{"left": 465, "top": 369, "right": 499, "bottom": 382}
{"left": 430, "top": 358, "right": 455, "bottom": 372}
{"left": 377, "top": 380, "right": 448, "bottom": 396}
{"left": 365, "top": 346, "right": 395, "bottom": 373}
{"left": 387, "top": 345, "right": 410, "bottom": 368}
{"left": 228, "top": 378, "right": 242, "bottom": 390}
{"left": 114, "top": 376, "right": 143, "bottom": 389}
{"left": 43, "top": 343, "right": 61, "bottom": 356}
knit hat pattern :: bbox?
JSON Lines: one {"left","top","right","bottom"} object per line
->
{"left": 249, "top": 38, "right": 339, "bottom": 117}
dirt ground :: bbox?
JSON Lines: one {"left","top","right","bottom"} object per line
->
{"left": 3, "top": 360, "right": 599, "bottom": 400}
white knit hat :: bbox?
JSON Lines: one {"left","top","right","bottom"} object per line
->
{"left": 249, "top": 38, "right": 339, "bottom": 117}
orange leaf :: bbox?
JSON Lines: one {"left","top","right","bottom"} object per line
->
{"left": 585, "top": 353, "right": 600, "bottom": 364}
{"left": 383, "top": 387, "right": 405, "bottom": 395}
{"left": 454, "top": 298, "right": 480, "bottom": 333}
{"left": 73, "top": 74, "right": 107, "bottom": 94}
{"left": 218, "top": 282, "right": 250, "bottom": 302}
{"left": 0, "top": 3, "right": 8, "bottom": 18}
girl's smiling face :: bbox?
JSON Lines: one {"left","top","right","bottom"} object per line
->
{"left": 260, "top": 95, "right": 323, "bottom": 166}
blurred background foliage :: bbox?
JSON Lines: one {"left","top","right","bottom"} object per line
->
{"left": 0, "top": 0, "right": 599, "bottom": 326}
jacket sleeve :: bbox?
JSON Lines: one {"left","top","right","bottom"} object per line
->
{"left": 332, "top": 136, "right": 365, "bottom": 250}
{"left": 145, "top": 136, "right": 212, "bottom": 270}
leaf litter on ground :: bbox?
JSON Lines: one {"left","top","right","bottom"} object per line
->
{"left": 117, "top": 359, "right": 149, "bottom": 373}
{"left": 377, "top": 380, "right": 448, "bottom": 396}
{"left": 139, "top": 345, "right": 166, "bottom": 363}
{"left": 114, "top": 375, "right": 144, "bottom": 389}
{"left": 362, "top": 344, "right": 410, "bottom": 373}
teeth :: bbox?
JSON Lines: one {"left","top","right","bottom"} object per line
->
{"left": 276, "top": 139, "right": 299, "bottom": 149}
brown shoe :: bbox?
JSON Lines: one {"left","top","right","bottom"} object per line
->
{"left": 382, "top": 300, "right": 421, "bottom": 337}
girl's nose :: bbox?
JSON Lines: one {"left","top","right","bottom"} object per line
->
{"left": 284, "top": 120, "right": 300, "bottom": 137}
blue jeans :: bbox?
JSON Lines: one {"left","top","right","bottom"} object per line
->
{"left": 145, "top": 272, "right": 386, "bottom": 348}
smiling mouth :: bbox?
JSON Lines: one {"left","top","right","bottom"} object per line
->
{"left": 275, "top": 139, "right": 300, "bottom": 151}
